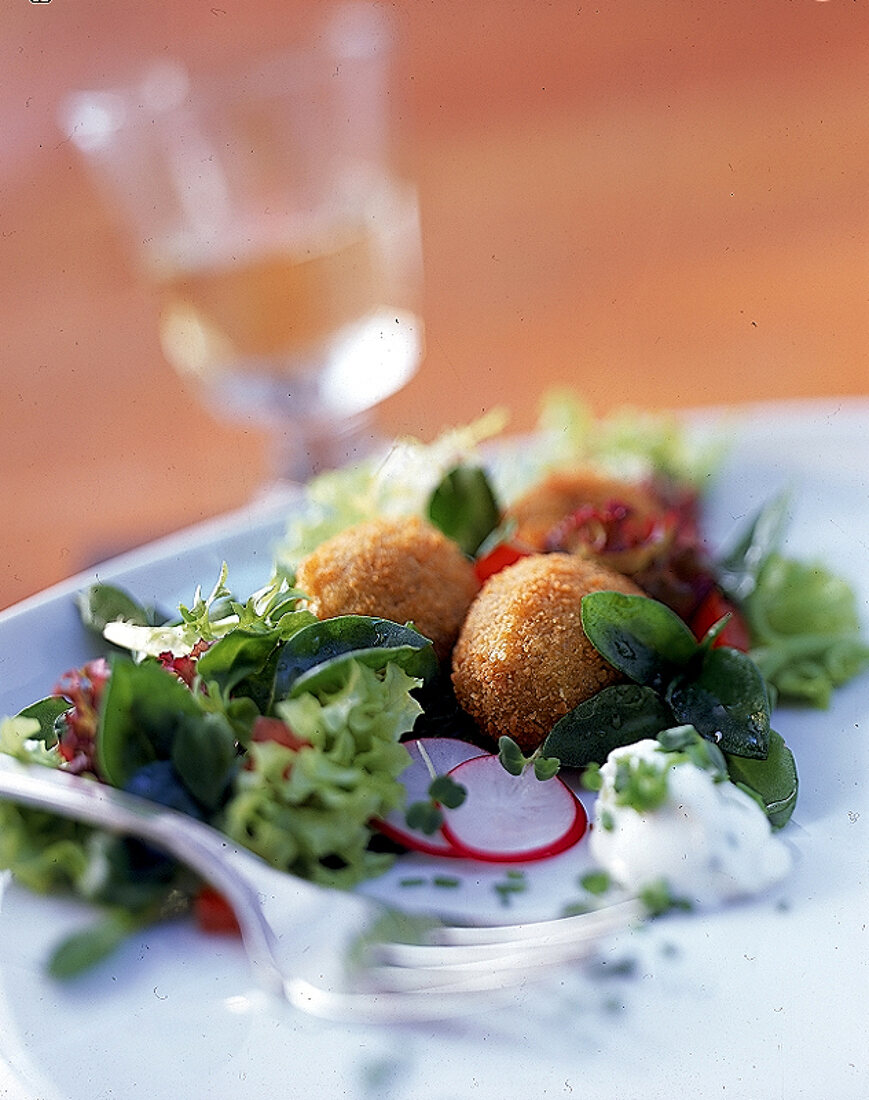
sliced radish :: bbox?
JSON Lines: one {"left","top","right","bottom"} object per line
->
{"left": 440, "top": 754, "right": 588, "bottom": 863}
{"left": 374, "top": 737, "right": 484, "bottom": 857}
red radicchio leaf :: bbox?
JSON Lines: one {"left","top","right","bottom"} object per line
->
{"left": 53, "top": 658, "right": 111, "bottom": 775}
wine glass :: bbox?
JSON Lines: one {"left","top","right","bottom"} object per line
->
{"left": 60, "top": 4, "right": 423, "bottom": 482}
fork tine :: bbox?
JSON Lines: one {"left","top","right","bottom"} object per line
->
{"left": 426, "top": 897, "right": 645, "bottom": 948}
{"left": 288, "top": 908, "right": 628, "bottom": 1022}
{"left": 364, "top": 899, "right": 643, "bottom": 992}
{"left": 287, "top": 977, "right": 516, "bottom": 1024}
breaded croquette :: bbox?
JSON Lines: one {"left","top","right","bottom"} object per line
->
{"left": 295, "top": 515, "right": 479, "bottom": 660}
{"left": 507, "top": 468, "right": 656, "bottom": 552}
{"left": 451, "top": 553, "right": 642, "bottom": 751}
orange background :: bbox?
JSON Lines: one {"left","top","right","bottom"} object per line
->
{"left": 2, "top": 0, "right": 867, "bottom": 611}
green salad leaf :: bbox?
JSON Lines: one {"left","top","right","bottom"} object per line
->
{"left": 2, "top": 712, "right": 63, "bottom": 761}
{"left": 48, "top": 908, "right": 142, "bottom": 979}
{"left": 222, "top": 660, "right": 419, "bottom": 887}
{"left": 745, "top": 554, "right": 869, "bottom": 707}
{"left": 427, "top": 464, "right": 501, "bottom": 555}
{"left": 0, "top": 799, "right": 91, "bottom": 894}
{"left": 273, "top": 614, "right": 438, "bottom": 700}
{"left": 715, "top": 493, "right": 869, "bottom": 707}
{"left": 579, "top": 591, "right": 772, "bottom": 759}
{"left": 532, "top": 390, "right": 726, "bottom": 488}
{"left": 77, "top": 583, "right": 158, "bottom": 633}
{"left": 275, "top": 411, "right": 508, "bottom": 571}
{"left": 96, "top": 657, "right": 204, "bottom": 788}
{"left": 725, "top": 728, "right": 798, "bottom": 829}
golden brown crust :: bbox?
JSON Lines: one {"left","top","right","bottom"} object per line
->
{"left": 451, "top": 553, "right": 642, "bottom": 751}
{"left": 295, "top": 515, "right": 479, "bottom": 660}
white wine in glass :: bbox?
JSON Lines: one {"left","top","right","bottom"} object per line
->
{"left": 62, "top": 3, "right": 423, "bottom": 481}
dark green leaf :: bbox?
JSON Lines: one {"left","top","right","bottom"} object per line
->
{"left": 405, "top": 800, "right": 443, "bottom": 835}
{"left": 581, "top": 592, "right": 699, "bottom": 691}
{"left": 17, "top": 696, "right": 71, "bottom": 745}
{"left": 666, "top": 646, "right": 771, "bottom": 759}
{"left": 541, "top": 684, "right": 676, "bottom": 768}
{"left": 76, "top": 583, "right": 156, "bottom": 633}
{"left": 48, "top": 909, "right": 139, "bottom": 979}
{"left": 196, "top": 627, "right": 282, "bottom": 696}
{"left": 427, "top": 464, "right": 501, "bottom": 556}
{"left": 725, "top": 729, "right": 798, "bottom": 828}
{"left": 171, "top": 712, "right": 238, "bottom": 811}
{"left": 96, "top": 657, "right": 203, "bottom": 787}
{"left": 273, "top": 615, "right": 438, "bottom": 701}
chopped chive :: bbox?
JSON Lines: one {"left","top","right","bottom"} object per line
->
{"left": 580, "top": 869, "right": 611, "bottom": 896}
{"left": 432, "top": 875, "right": 461, "bottom": 888}
{"left": 562, "top": 901, "right": 593, "bottom": 917}
{"left": 494, "top": 872, "right": 529, "bottom": 906}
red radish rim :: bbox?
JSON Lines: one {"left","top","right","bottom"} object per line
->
{"left": 371, "top": 737, "right": 486, "bottom": 858}
{"left": 373, "top": 816, "right": 466, "bottom": 858}
{"left": 440, "top": 760, "right": 589, "bottom": 864}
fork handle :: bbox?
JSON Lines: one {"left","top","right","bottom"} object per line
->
{"left": 0, "top": 755, "right": 286, "bottom": 991}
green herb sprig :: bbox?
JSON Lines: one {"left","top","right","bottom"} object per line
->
{"left": 497, "top": 735, "right": 560, "bottom": 781}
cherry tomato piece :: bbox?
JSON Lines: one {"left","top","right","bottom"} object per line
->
{"left": 474, "top": 542, "right": 531, "bottom": 583}
{"left": 690, "top": 589, "right": 752, "bottom": 652}
{"left": 251, "top": 716, "right": 309, "bottom": 751}
{"left": 194, "top": 886, "right": 241, "bottom": 936}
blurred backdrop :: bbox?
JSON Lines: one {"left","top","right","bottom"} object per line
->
{"left": 2, "top": 0, "right": 867, "bottom": 610}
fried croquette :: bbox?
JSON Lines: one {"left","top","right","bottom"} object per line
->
{"left": 295, "top": 515, "right": 479, "bottom": 660}
{"left": 507, "top": 468, "right": 656, "bottom": 552}
{"left": 451, "top": 553, "right": 643, "bottom": 751}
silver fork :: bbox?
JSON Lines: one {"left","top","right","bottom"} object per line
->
{"left": 0, "top": 756, "right": 643, "bottom": 1023}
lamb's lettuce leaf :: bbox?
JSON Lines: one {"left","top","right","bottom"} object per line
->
{"left": 745, "top": 554, "right": 869, "bottom": 707}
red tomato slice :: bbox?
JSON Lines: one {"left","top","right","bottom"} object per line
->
{"left": 194, "top": 886, "right": 241, "bottom": 936}
{"left": 250, "top": 716, "right": 310, "bottom": 751}
{"left": 474, "top": 542, "right": 531, "bottom": 583}
{"left": 690, "top": 589, "right": 752, "bottom": 652}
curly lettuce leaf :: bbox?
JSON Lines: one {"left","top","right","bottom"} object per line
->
{"left": 0, "top": 799, "right": 92, "bottom": 894}
{"left": 0, "top": 715, "right": 61, "bottom": 766}
{"left": 100, "top": 569, "right": 310, "bottom": 659}
{"left": 745, "top": 553, "right": 869, "bottom": 707}
{"left": 533, "top": 390, "right": 725, "bottom": 488}
{"left": 221, "top": 660, "right": 420, "bottom": 887}
{"left": 275, "top": 411, "right": 508, "bottom": 571}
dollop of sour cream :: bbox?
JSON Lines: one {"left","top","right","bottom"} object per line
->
{"left": 589, "top": 738, "right": 793, "bottom": 907}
